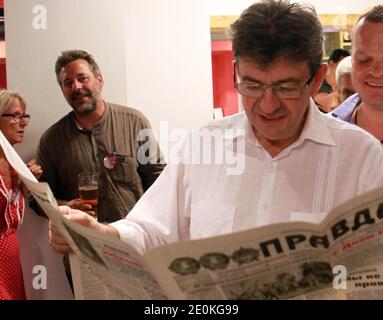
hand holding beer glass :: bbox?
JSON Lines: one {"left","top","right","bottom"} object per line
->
{"left": 78, "top": 172, "right": 99, "bottom": 219}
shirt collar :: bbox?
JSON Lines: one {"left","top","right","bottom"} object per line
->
{"left": 227, "top": 98, "right": 336, "bottom": 147}
{"left": 330, "top": 93, "right": 361, "bottom": 123}
{"left": 225, "top": 112, "right": 250, "bottom": 139}
{"left": 297, "top": 98, "right": 336, "bottom": 147}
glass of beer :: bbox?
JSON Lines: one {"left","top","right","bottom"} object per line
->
{"left": 78, "top": 172, "right": 99, "bottom": 219}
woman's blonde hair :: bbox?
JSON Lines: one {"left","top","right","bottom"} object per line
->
{"left": 0, "top": 90, "right": 27, "bottom": 115}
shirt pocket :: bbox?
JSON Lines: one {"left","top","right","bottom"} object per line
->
{"left": 107, "top": 156, "right": 140, "bottom": 186}
{"left": 289, "top": 211, "right": 328, "bottom": 224}
{"left": 190, "top": 202, "right": 235, "bottom": 239}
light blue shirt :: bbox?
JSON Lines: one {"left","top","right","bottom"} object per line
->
{"left": 329, "top": 93, "right": 362, "bottom": 124}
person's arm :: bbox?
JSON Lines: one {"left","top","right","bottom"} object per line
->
{"left": 31, "top": 135, "right": 95, "bottom": 217}
{"left": 136, "top": 117, "right": 166, "bottom": 191}
{"left": 49, "top": 207, "right": 119, "bottom": 254}
{"left": 29, "top": 196, "right": 96, "bottom": 219}
{"left": 30, "top": 135, "right": 59, "bottom": 217}
{"left": 314, "top": 92, "right": 340, "bottom": 113}
{"left": 113, "top": 160, "right": 190, "bottom": 254}
{"left": 57, "top": 199, "right": 96, "bottom": 217}
{"left": 19, "top": 158, "right": 43, "bottom": 197}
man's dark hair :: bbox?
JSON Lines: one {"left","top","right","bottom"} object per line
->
{"left": 329, "top": 49, "right": 350, "bottom": 63}
{"left": 229, "top": 0, "right": 324, "bottom": 74}
{"left": 357, "top": 5, "right": 383, "bottom": 23}
{"left": 55, "top": 50, "right": 101, "bottom": 83}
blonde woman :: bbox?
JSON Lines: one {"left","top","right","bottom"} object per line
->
{"left": 0, "top": 90, "right": 42, "bottom": 300}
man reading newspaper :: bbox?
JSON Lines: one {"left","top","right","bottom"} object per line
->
{"left": 50, "top": 0, "right": 383, "bottom": 270}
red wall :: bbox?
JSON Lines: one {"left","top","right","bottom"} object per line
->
{"left": 0, "top": 58, "right": 6, "bottom": 89}
{"left": 211, "top": 40, "right": 238, "bottom": 117}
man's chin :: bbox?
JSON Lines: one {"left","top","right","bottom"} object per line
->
{"left": 71, "top": 103, "right": 96, "bottom": 114}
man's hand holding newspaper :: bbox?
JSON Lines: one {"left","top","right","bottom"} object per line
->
{"left": 49, "top": 206, "right": 119, "bottom": 254}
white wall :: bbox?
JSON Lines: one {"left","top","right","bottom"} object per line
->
{"left": 5, "top": 0, "right": 213, "bottom": 299}
{"left": 123, "top": 0, "right": 213, "bottom": 154}
{"left": 208, "top": 0, "right": 383, "bottom": 15}
{"left": 5, "top": 0, "right": 129, "bottom": 161}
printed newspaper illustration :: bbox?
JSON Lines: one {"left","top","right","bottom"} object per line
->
{"left": 2, "top": 131, "right": 383, "bottom": 300}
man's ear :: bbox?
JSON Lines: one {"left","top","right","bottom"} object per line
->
{"left": 97, "top": 73, "right": 104, "bottom": 88}
{"left": 310, "top": 63, "right": 328, "bottom": 96}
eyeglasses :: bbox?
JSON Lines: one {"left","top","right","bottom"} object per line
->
{"left": 1, "top": 113, "right": 31, "bottom": 124}
{"left": 233, "top": 63, "right": 317, "bottom": 99}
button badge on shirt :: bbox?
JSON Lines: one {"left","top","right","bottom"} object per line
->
{"left": 103, "top": 152, "right": 124, "bottom": 169}
{"left": 103, "top": 155, "right": 117, "bottom": 169}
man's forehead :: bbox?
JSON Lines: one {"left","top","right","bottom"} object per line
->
{"left": 238, "top": 56, "right": 309, "bottom": 70}
{"left": 353, "top": 19, "right": 383, "bottom": 44}
{"left": 237, "top": 56, "right": 311, "bottom": 79}
{"left": 59, "top": 60, "right": 92, "bottom": 78}
{"left": 61, "top": 59, "right": 91, "bottom": 71}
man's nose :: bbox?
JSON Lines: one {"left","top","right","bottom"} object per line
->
{"left": 258, "top": 87, "right": 281, "bottom": 114}
{"left": 19, "top": 121, "right": 28, "bottom": 128}
{"left": 370, "top": 58, "right": 383, "bottom": 77}
{"left": 72, "top": 79, "right": 83, "bottom": 90}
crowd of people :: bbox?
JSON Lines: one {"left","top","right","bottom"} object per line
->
{"left": 1, "top": 0, "right": 383, "bottom": 300}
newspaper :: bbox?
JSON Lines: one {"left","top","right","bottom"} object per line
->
{"left": 2, "top": 131, "right": 383, "bottom": 300}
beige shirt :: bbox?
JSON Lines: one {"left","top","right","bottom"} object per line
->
{"left": 112, "top": 100, "right": 383, "bottom": 253}
{"left": 37, "top": 102, "right": 165, "bottom": 222}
